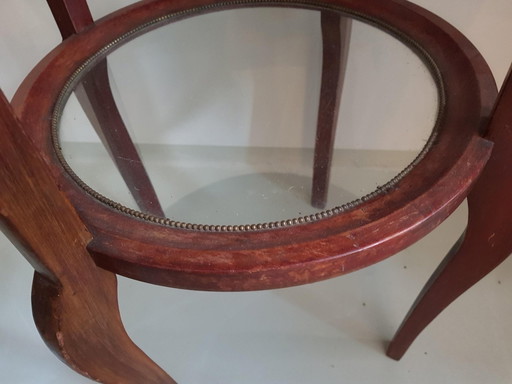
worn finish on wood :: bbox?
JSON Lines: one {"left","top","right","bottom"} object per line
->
{"left": 3, "top": 0, "right": 508, "bottom": 382}
{"left": 14, "top": 0, "right": 496, "bottom": 291}
{"left": 0, "top": 91, "right": 175, "bottom": 383}
{"left": 312, "top": 12, "right": 351, "bottom": 209}
{"left": 48, "top": 0, "right": 165, "bottom": 216}
{"left": 387, "top": 64, "right": 512, "bottom": 360}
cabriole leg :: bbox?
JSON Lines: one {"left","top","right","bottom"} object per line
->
{"left": 387, "top": 66, "right": 512, "bottom": 360}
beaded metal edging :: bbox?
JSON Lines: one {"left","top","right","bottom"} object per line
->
{"left": 51, "top": 0, "right": 444, "bottom": 232}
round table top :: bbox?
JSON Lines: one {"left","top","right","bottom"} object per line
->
{"left": 14, "top": 0, "right": 496, "bottom": 291}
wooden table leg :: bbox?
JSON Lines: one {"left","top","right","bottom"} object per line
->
{"left": 311, "top": 12, "right": 351, "bottom": 209}
{"left": 0, "top": 90, "right": 175, "bottom": 383}
{"left": 387, "top": 65, "right": 512, "bottom": 360}
{"left": 75, "top": 61, "right": 165, "bottom": 216}
{"left": 47, "top": 0, "right": 165, "bottom": 217}
{"left": 46, "top": 0, "right": 93, "bottom": 38}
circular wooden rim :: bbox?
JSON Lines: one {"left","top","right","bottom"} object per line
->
{"left": 49, "top": 3, "right": 443, "bottom": 233}
{"left": 14, "top": 0, "right": 496, "bottom": 291}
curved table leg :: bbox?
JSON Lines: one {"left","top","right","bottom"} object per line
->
{"left": 311, "top": 12, "right": 351, "bottom": 209}
{"left": 47, "top": 0, "right": 165, "bottom": 217}
{"left": 32, "top": 270, "right": 175, "bottom": 383}
{"left": 0, "top": 91, "right": 175, "bottom": 383}
{"left": 387, "top": 66, "right": 512, "bottom": 360}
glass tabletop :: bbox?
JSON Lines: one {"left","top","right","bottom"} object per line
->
{"left": 56, "top": 7, "right": 439, "bottom": 228}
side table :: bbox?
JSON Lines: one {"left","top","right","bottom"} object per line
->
{"left": 1, "top": 0, "right": 512, "bottom": 383}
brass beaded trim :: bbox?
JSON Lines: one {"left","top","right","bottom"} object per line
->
{"left": 51, "top": 0, "right": 444, "bottom": 232}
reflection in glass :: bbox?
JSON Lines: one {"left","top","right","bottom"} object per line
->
{"left": 58, "top": 8, "right": 439, "bottom": 227}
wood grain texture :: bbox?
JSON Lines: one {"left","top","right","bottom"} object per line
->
{"left": 387, "top": 64, "right": 512, "bottom": 360}
{"left": 0, "top": 90, "right": 175, "bottom": 383}
{"left": 13, "top": 0, "right": 496, "bottom": 291}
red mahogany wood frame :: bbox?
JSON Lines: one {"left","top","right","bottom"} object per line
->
{"left": 311, "top": 12, "right": 351, "bottom": 209}
{"left": 3, "top": 0, "right": 509, "bottom": 382}
{"left": 15, "top": 0, "right": 495, "bottom": 290}
{"left": 14, "top": 0, "right": 495, "bottom": 288}
{"left": 0, "top": 89, "right": 174, "bottom": 383}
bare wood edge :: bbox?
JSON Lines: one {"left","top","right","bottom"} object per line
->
{"left": 0, "top": 90, "right": 175, "bottom": 383}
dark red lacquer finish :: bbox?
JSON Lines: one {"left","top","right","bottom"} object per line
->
{"left": 1, "top": 0, "right": 509, "bottom": 382}
{"left": 14, "top": 0, "right": 496, "bottom": 292}
{"left": 311, "top": 13, "right": 351, "bottom": 209}
{"left": 387, "top": 63, "right": 512, "bottom": 360}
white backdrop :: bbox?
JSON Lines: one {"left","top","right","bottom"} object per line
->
{"left": 1, "top": 0, "right": 511, "bottom": 150}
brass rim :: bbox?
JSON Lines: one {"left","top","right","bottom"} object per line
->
{"left": 51, "top": 0, "right": 444, "bottom": 232}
